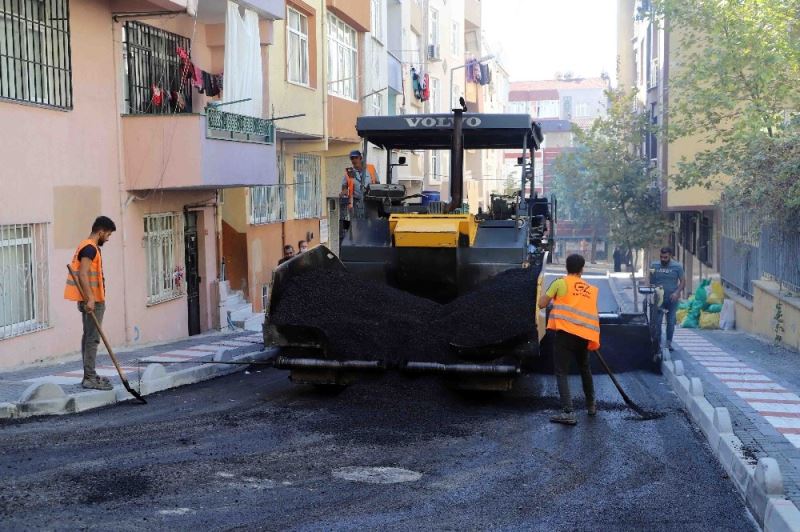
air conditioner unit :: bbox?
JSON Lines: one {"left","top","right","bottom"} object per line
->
{"left": 427, "top": 44, "right": 441, "bottom": 61}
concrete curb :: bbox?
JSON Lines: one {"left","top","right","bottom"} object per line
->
{"left": 2, "top": 347, "right": 273, "bottom": 420}
{"left": 660, "top": 345, "right": 800, "bottom": 530}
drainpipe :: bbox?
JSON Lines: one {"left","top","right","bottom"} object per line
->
{"left": 447, "top": 107, "right": 464, "bottom": 212}
{"left": 110, "top": 19, "right": 132, "bottom": 344}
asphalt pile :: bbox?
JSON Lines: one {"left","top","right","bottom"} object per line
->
{"left": 269, "top": 266, "right": 538, "bottom": 364}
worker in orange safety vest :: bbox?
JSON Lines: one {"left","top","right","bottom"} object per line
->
{"left": 342, "top": 150, "right": 378, "bottom": 212}
{"left": 64, "top": 216, "right": 116, "bottom": 391}
{"left": 538, "top": 253, "right": 600, "bottom": 426}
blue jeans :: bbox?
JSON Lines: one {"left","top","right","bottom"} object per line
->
{"left": 661, "top": 298, "right": 679, "bottom": 343}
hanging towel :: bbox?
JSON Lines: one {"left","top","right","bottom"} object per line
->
{"left": 223, "top": 1, "right": 263, "bottom": 116}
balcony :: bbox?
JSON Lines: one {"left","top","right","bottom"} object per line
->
{"left": 388, "top": 52, "right": 403, "bottom": 95}
{"left": 122, "top": 110, "right": 277, "bottom": 191}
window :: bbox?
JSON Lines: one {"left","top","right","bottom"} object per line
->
{"left": 428, "top": 8, "right": 439, "bottom": 47}
{"left": 573, "top": 102, "right": 591, "bottom": 117}
{"left": 144, "top": 213, "right": 184, "bottom": 305}
{"left": 287, "top": 7, "right": 309, "bottom": 86}
{"left": 250, "top": 185, "right": 285, "bottom": 224}
{"left": 0, "top": 0, "right": 72, "bottom": 109}
{"left": 411, "top": 30, "right": 422, "bottom": 66}
{"left": 293, "top": 154, "right": 322, "bottom": 219}
{"left": 327, "top": 13, "right": 357, "bottom": 100}
{"left": 535, "top": 99, "right": 559, "bottom": 118}
{"left": 429, "top": 77, "right": 440, "bottom": 112}
{"left": 124, "top": 21, "right": 192, "bottom": 114}
{"left": 370, "top": 92, "right": 382, "bottom": 115}
{"left": 0, "top": 223, "right": 49, "bottom": 340}
{"left": 451, "top": 22, "right": 460, "bottom": 56}
{"left": 371, "top": 0, "right": 383, "bottom": 42}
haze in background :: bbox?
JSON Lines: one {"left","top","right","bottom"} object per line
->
{"left": 483, "top": 0, "right": 617, "bottom": 82}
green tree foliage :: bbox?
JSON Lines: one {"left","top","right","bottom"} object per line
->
{"left": 553, "top": 89, "right": 671, "bottom": 302}
{"left": 652, "top": 0, "right": 800, "bottom": 193}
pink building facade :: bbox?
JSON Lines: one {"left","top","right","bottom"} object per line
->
{"left": 0, "top": 0, "right": 284, "bottom": 369}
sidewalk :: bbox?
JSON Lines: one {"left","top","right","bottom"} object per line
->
{"left": 0, "top": 328, "right": 270, "bottom": 420}
{"left": 611, "top": 272, "right": 800, "bottom": 510}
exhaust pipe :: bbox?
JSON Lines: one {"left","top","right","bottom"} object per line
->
{"left": 448, "top": 108, "right": 464, "bottom": 212}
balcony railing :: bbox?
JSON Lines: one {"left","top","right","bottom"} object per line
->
{"left": 206, "top": 107, "right": 275, "bottom": 144}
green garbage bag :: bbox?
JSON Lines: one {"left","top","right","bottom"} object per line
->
{"left": 678, "top": 300, "right": 690, "bottom": 310}
{"left": 706, "top": 303, "right": 723, "bottom": 313}
{"left": 682, "top": 315, "right": 699, "bottom": 328}
{"left": 694, "top": 280, "right": 709, "bottom": 303}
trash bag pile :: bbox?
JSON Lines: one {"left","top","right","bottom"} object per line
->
{"left": 677, "top": 279, "right": 732, "bottom": 329}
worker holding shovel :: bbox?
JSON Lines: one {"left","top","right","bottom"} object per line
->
{"left": 538, "top": 254, "right": 600, "bottom": 426}
{"left": 64, "top": 216, "right": 116, "bottom": 391}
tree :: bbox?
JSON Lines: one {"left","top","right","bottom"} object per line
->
{"left": 553, "top": 146, "right": 608, "bottom": 263}
{"left": 554, "top": 89, "right": 671, "bottom": 308}
{"left": 652, "top": 0, "right": 800, "bottom": 289}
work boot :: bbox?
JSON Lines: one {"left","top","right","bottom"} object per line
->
{"left": 550, "top": 411, "right": 577, "bottom": 426}
{"left": 587, "top": 402, "right": 597, "bottom": 416}
{"left": 82, "top": 375, "right": 113, "bottom": 391}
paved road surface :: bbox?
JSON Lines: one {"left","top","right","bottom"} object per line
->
{"left": 0, "top": 366, "right": 755, "bottom": 531}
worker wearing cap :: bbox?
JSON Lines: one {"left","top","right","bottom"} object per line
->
{"left": 538, "top": 253, "right": 600, "bottom": 426}
{"left": 341, "top": 150, "right": 379, "bottom": 219}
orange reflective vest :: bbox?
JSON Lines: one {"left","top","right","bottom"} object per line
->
{"left": 64, "top": 239, "right": 105, "bottom": 303}
{"left": 546, "top": 275, "right": 601, "bottom": 350}
{"left": 345, "top": 164, "right": 378, "bottom": 201}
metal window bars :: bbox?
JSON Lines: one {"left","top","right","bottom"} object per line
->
{"left": 0, "top": 0, "right": 73, "bottom": 109}
{"left": 144, "top": 213, "right": 185, "bottom": 305}
{"left": 124, "top": 20, "right": 192, "bottom": 115}
{"left": 293, "top": 154, "right": 322, "bottom": 219}
{"left": 250, "top": 185, "right": 285, "bottom": 225}
{"left": 0, "top": 222, "right": 49, "bottom": 340}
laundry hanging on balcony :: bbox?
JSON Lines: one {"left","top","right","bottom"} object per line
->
{"left": 176, "top": 45, "right": 224, "bottom": 98}
{"left": 223, "top": 0, "right": 262, "bottom": 117}
{"left": 411, "top": 67, "right": 429, "bottom": 102}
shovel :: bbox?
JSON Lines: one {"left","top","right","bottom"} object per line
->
{"left": 67, "top": 266, "right": 147, "bottom": 404}
{"left": 592, "top": 349, "right": 661, "bottom": 420}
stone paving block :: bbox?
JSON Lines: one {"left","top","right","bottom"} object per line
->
{"left": 764, "top": 499, "right": 800, "bottom": 532}
{"left": 17, "top": 382, "right": 68, "bottom": 416}
{"left": 67, "top": 390, "right": 117, "bottom": 413}
{"left": 675, "top": 375, "right": 691, "bottom": 404}
{"left": 0, "top": 402, "right": 17, "bottom": 419}
{"left": 747, "top": 458, "right": 786, "bottom": 526}
{"left": 690, "top": 377, "right": 704, "bottom": 397}
{"left": 690, "top": 396, "right": 716, "bottom": 441}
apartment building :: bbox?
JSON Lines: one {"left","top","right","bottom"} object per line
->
{"left": 618, "top": 0, "right": 719, "bottom": 291}
{"left": 0, "top": 0, "right": 284, "bottom": 369}
{"left": 507, "top": 77, "right": 608, "bottom": 198}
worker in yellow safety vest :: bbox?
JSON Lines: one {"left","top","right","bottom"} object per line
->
{"left": 64, "top": 216, "right": 116, "bottom": 391}
{"left": 538, "top": 253, "right": 600, "bottom": 426}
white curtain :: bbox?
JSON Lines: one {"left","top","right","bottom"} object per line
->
{"left": 223, "top": 1, "right": 263, "bottom": 117}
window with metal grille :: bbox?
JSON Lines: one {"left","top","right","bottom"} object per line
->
{"left": 293, "top": 154, "right": 322, "bottom": 219}
{"left": 0, "top": 223, "right": 49, "bottom": 340}
{"left": 124, "top": 21, "right": 192, "bottom": 114}
{"left": 0, "top": 0, "right": 72, "bottom": 109}
{"left": 261, "top": 284, "right": 269, "bottom": 315}
{"left": 250, "top": 185, "right": 285, "bottom": 225}
{"left": 144, "top": 213, "right": 184, "bottom": 305}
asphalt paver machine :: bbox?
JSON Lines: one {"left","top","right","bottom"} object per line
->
{"left": 264, "top": 106, "right": 657, "bottom": 389}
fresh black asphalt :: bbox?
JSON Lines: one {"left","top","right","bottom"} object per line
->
{"left": 0, "top": 366, "right": 755, "bottom": 531}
